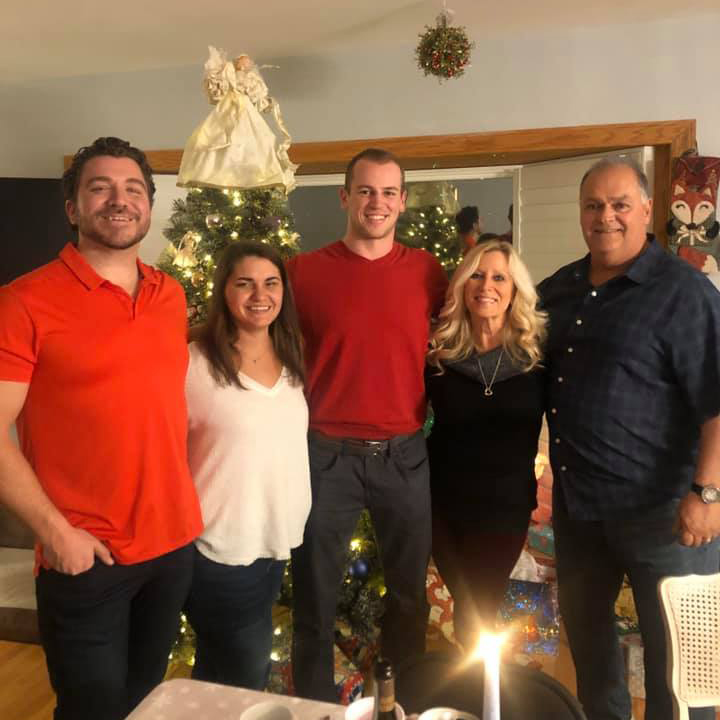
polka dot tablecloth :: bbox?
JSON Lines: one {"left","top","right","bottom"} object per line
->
{"left": 127, "top": 679, "right": 346, "bottom": 720}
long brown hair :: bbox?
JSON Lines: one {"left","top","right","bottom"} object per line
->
{"left": 190, "top": 242, "right": 305, "bottom": 388}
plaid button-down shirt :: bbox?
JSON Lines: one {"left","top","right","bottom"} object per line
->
{"left": 538, "top": 237, "right": 720, "bottom": 519}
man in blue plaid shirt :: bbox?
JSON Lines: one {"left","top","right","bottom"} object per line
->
{"left": 539, "top": 158, "right": 720, "bottom": 720}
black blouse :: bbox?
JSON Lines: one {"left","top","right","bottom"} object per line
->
{"left": 425, "top": 360, "right": 545, "bottom": 519}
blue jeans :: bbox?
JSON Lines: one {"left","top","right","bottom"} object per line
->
{"left": 36, "top": 543, "right": 194, "bottom": 720}
{"left": 553, "top": 491, "right": 719, "bottom": 720}
{"left": 184, "top": 548, "right": 286, "bottom": 689}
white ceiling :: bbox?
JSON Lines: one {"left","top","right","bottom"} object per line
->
{"left": 3, "top": 0, "right": 717, "bottom": 83}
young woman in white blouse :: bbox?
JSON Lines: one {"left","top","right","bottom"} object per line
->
{"left": 184, "top": 241, "right": 310, "bottom": 689}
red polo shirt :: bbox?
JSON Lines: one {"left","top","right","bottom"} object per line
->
{"left": 0, "top": 243, "right": 202, "bottom": 566}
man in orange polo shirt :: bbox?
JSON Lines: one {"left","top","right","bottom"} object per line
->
{"left": 0, "top": 137, "right": 203, "bottom": 720}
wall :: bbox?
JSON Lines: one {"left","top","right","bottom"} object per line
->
{"left": 1, "top": 12, "right": 718, "bottom": 179}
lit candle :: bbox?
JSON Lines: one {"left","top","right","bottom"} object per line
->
{"left": 473, "top": 633, "right": 503, "bottom": 720}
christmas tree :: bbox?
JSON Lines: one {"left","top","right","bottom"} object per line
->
{"left": 397, "top": 180, "right": 464, "bottom": 273}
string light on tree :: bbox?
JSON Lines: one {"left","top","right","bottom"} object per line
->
{"left": 397, "top": 203, "right": 463, "bottom": 273}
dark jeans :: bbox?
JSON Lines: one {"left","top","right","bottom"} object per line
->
{"left": 553, "top": 491, "right": 719, "bottom": 720}
{"left": 291, "top": 430, "right": 432, "bottom": 701}
{"left": 35, "top": 543, "right": 194, "bottom": 720}
{"left": 184, "top": 547, "right": 286, "bottom": 689}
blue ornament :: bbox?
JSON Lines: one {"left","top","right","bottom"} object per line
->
{"left": 352, "top": 559, "right": 369, "bottom": 579}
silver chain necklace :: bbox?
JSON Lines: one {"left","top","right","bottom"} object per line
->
{"left": 477, "top": 350, "right": 503, "bottom": 397}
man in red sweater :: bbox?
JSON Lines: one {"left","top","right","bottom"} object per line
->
{"left": 287, "top": 148, "right": 448, "bottom": 701}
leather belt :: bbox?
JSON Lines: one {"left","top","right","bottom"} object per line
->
{"left": 309, "top": 429, "right": 418, "bottom": 455}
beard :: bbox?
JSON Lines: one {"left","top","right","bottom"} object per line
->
{"left": 76, "top": 212, "right": 150, "bottom": 251}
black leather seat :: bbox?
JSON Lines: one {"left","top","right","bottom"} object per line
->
{"left": 395, "top": 652, "right": 587, "bottom": 720}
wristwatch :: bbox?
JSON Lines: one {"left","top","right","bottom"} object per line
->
{"left": 690, "top": 483, "right": 720, "bottom": 504}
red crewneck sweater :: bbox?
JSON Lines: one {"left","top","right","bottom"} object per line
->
{"left": 287, "top": 241, "right": 447, "bottom": 438}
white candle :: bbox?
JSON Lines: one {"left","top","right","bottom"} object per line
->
{"left": 474, "top": 633, "right": 502, "bottom": 720}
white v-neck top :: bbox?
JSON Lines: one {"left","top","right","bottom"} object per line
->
{"left": 185, "top": 341, "right": 311, "bottom": 565}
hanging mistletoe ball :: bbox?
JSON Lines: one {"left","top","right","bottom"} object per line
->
{"left": 416, "top": 12, "right": 473, "bottom": 81}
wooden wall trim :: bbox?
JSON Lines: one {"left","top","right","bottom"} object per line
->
{"left": 63, "top": 119, "right": 696, "bottom": 245}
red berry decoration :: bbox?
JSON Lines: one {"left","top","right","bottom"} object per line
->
{"left": 416, "top": 11, "right": 473, "bottom": 81}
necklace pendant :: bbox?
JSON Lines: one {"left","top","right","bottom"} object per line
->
{"left": 484, "top": 387, "right": 493, "bottom": 397}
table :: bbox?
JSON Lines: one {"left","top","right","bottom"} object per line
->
{"left": 127, "top": 679, "right": 346, "bottom": 720}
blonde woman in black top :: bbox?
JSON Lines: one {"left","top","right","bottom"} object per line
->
{"left": 426, "top": 239, "right": 547, "bottom": 650}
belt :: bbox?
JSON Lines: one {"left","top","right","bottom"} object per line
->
{"left": 309, "top": 429, "right": 418, "bottom": 456}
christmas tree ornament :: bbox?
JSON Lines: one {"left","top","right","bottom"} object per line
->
{"left": 178, "top": 46, "right": 298, "bottom": 193}
{"left": 352, "top": 558, "right": 369, "bottom": 579}
{"left": 168, "top": 231, "right": 200, "bottom": 268}
{"left": 205, "top": 212, "right": 223, "bottom": 230}
{"left": 416, "top": 7, "right": 473, "bottom": 82}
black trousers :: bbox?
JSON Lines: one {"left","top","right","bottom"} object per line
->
{"left": 291, "top": 431, "right": 432, "bottom": 701}
{"left": 431, "top": 508, "right": 529, "bottom": 648}
{"left": 36, "top": 543, "right": 194, "bottom": 720}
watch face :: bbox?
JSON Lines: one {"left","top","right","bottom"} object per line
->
{"left": 701, "top": 486, "right": 720, "bottom": 503}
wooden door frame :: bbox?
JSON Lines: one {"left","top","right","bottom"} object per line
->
{"left": 65, "top": 119, "right": 696, "bottom": 245}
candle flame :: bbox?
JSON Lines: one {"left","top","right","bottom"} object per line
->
{"left": 471, "top": 632, "right": 505, "bottom": 662}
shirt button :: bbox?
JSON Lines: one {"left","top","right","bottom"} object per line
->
{"left": 551, "top": 408, "right": 557, "bottom": 414}
{"left": 555, "top": 438, "right": 561, "bottom": 444}
{"left": 591, "top": 290, "right": 597, "bottom": 297}
{"left": 557, "top": 377, "right": 564, "bottom": 383}
{"left": 567, "top": 347, "right": 574, "bottom": 353}
{"left": 560, "top": 465, "right": 567, "bottom": 471}
{"left": 576, "top": 319, "right": 583, "bottom": 325}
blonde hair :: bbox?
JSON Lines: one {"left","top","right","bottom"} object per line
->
{"left": 428, "top": 240, "right": 546, "bottom": 371}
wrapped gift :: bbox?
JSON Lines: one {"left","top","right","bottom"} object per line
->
{"left": 527, "top": 523, "right": 554, "bottom": 557}
{"left": 333, "top": 645, "right": 364, "bottom": 705}
{"left": 426, "top": 562, "right": 456, "bottom": 644}
{"left": 268, "top": 636, "right": 364, "bottom": 703}
{"left": 532, "top": 425, "right": 553, "bottom": 526}
{"left": 498, "top": 579, "right": 560, "bottom": 656}
{"left": 268, "top": 655, "right": 294, "bottom": 696}
{"left": 335, "top": 620, "right": 380, "bottom": 672}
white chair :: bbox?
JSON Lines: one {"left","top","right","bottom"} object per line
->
{"left": 657, "top": 573, "right": 720, "bottom": 720}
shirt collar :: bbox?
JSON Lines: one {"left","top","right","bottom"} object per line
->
{"left": 572, "top": 233, "right": 660, "bottom": 286}
{"left": 59, "top": 242, "right": 161, "bottom": 290}
{"left": 624, "top": 234, "right": 662, "bottom": 284}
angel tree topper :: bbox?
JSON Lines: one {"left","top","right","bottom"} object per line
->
{"left": 178, "top": 46, "right": 297, "bottom": 194}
